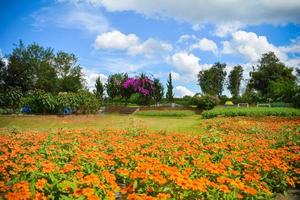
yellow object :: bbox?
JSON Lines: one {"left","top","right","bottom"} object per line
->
{"left": 225, "top": 101, "right": 234, "bottom": 106}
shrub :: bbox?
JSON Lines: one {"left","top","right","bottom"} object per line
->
{"left": 19, "top": 90, "right": 100, "bottom": 114}
{"left": 0, "top": 87, "right": 23, "bottom": 109}
{"left": 21, "top": 90, "right": 56, "bottom": 114}
{"left": 56, "top": 92, "right": 80, "bottom": 114}
{"left": 20, "top": 90, "right": 57, "bottom": 114}
{"left": 135, "top": 110, "right": 195, "bottom": 117}
{"left": 194, "top": 95, "right": 219, "bottom": 110}
{"left": 202, "top": 107, "right": 300, "bottom": 119}
{"left": 292, "top": 86, "right": 300, "bottom": 108}
{"left": 76, "top": 90, "right": 100, "bottom": 114}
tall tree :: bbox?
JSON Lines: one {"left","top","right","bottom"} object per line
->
{"left": 0, "top": 56, "right": 6, "bottom": 92}
{"left": 249, "top": 52, "right": 296, "bottom": 100}
{"left": 27, "top": 43, "right": 57, "bottom": 92}
{"left": 153, "top": 78, "right": 164, "bottom": 104}
{"left": 93, "top": 76, "right": 104, "bottom": 100}
{"left": 4, "top": 41, "right": 36, "bottom": 92}
{"left": 105, "top": 73, "right": 128, "bottom": 100}
{"left": 228, "top": 65, "right": 243, "bottom": 98}
{"left": 296, "top": 68, "right": 300, "bottom": 84}
{"left": 54, "top": 51, "right": 84, "bottom": 92}
{"left": 4, "top": 41, "right": 59, "bottom": 92}
{"left": 198, "top": 62, "right": 227, "bottom": 96}
{"left": 166, "top": 73, "right": 174, "bottom": 103}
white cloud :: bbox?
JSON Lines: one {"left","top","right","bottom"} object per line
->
{"left": 128, "top": 38, "right": 173, "bottom": 57}
{"left": 94, "top": 30, "right": 139, "bottom": 49}
{"left": 31, "top": 4, "right": 110, "bottom": 33}
{"left": 190, "top": 38, "right": 218, "bottom": 55}
{"left": 94, "top": 30, "right": 172, "bottom": 57}
{"left": 154, "top": 71, "right": 180, "bottom": 81}
{"left": 83, "top": 68, "right": 108, "bottom": 90}
{"left": 192, "top": 24, "right": 204, "bottom": 31}
{"left": 80, "top": 0, "right": 300, "bottom": 26}
{"left": 175, "top": 86, "right": 195, "bottom": 97}
{"left": 222, "top": 30, "right": 287, "bottom": 63}
{"left": 214, "top": 22, "right": 243, "bottom": 37}
{"left": 166, "top": 52, "right": 211, "bottom": 81}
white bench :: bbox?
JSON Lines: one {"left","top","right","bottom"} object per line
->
{"left": 238, "top": 103, "right": 249, "bottom": 108}
{"left": 256, "top": 103, "right": 271, "bottom": 108}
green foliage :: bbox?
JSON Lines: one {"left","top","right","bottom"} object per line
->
{"left": 19, "top": 90, "right": 100, "bottom": 114}
{"left": 249, "top": 52, "right": 296, "bottom": 100}
{"left": 202, "top": 107, "right": 300, "bottom": 119}
{"left": 166, "top": 73, "right": 174, "bottom": 103}
{"left": 174, "top": 96, "right": 196, "bottom": 106}
{"left": 135, "top": 110, "right": 195, "bottom": 117}
{"left": 193, "top": 95, "right": 219, "bottom": 110}
{"left": 56, "top": 92, "right": 80, "bottom": 113}
{"left": 198, "top": 62, "right": 227, "bottom": 96}
{"left": 0, "top": 87, "right": 23, "bottom": 109}
{"left": 21, "top": 90, "right": 57, "bottom": 114}
{"left": 93, "top": 76, "right": 104, "bottom": 100}
{"left": 76, "top": 90, "right": 100, "bottom": 114}
{"left": 0, "top": 56, "right": 6, "bottom": 91}
{"left": 227, "top": 65, "right": 243, "bottom": 99}
{"left": 106, "top": 73, "right": 128, "bottom": 100}
{"left": 0, "top": 108, "right": 16, "bottom": 114}
{"left": 153, "top": 78, "right": 164, "bottom": 104}
{"left": 292, "top": 86, "right": 300, "bottom": 108}
{"left": 54, "top": 51, "right": 84, "bottom": 92}
{"left": 2, "top": 41, "right": 84, "bottom": 93}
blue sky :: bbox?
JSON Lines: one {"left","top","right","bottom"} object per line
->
{"left": 1, "top": 0, "right": 300, "bottom": 97}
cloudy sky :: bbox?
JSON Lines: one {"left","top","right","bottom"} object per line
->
{"left": 1, "top": 0, "right": 300, "bottom": 97}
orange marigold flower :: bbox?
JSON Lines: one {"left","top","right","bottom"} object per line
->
{"left": 35, "top": 178, "right": 47, "bottom": 190}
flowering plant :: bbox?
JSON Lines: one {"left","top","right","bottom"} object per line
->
{"left": 122, "top": 77, "right": 154, "bottom": 97}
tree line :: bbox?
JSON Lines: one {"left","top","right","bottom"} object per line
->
{"left": 1, "top": 41, "right": 300, "bottom": 111}
{"left": 197, "top": 52, "right": 300, "bottom": 106}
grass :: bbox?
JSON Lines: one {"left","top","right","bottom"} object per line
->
{"left": 202, "top": 107, "right": 300, "bottom": 118}
{"left": 134, "top": 110, "right": 196, "bottom": 117}
{"left": 0, "top": 114, "right": 202, "bottom": 133}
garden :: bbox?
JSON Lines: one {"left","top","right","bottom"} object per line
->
{"left": 1, "top": 42, "right": 300, "bottom": 200}
{"left": 0, "top": 116, "right": 299, "bottom": 199}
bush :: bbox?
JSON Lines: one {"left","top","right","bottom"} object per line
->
{"left": 0, "top": 87, "right": 23, "bottom": 109}
{"left": 202, "top": 107, "right": 300, "bottom": 119}
{"left": 135, "top": 110, "right": 195, "bottom": 117}
{"left": 20, "top": 90, "right": 57, "bottom": 114}
{"left": 19, "top": 90, "right": 100, "bottom": 114}
{"left": 292, "top": 86, "right": 300, "bottom": 108}
{"left": 194, "top": 95, "right": 219, "bottom": 110}
{"left": 0, "top": 108, "right": 16, "bottom": 114}
{"left": 76, "top": 90, "right": 100, "bottom": 114}
{"left": 56, "top": 92, "right": 80, "bottom": 114}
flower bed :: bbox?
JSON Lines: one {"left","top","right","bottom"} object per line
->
{"left": 0, "top": 117, "right": 299, "bottom": 199}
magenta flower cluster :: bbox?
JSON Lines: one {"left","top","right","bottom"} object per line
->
{"left": 123, "top": 77, "right": 154, "bottom": 96}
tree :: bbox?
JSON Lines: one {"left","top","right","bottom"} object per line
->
{"left": 54, "top": 51, "right": 84, "bottom": 92}
{"left": 0, "top": 56, "right": 6, "bottom": 92}
{"left": 93, "top": 76, "right": 104, "bottom": 100}
{"left": 166, "top": 73, "right": 174, "bottom": 103}
{"left": 153, "top": 78, "right": 164, "bottom": 104}
{"left": 249, "top": 52, "right": 296, "bottom": 100}
{"left": 198, "top": 62, "right": 227, "bottom": 96}
{"left": 4, "top": 41, "right": 60, "bottom": 92}
{"left": 296, "top": 68, "right": 300, "bottom": 84}
{"left": 4, "top": 41, "right": 36, "bottom": 92}
{"left": 105, "top": 73, "right": 128, "bottom": 100}
{"left": 228, "top": 65, "right": 243, "bottom": 98}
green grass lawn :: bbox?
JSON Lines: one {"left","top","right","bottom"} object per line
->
{"left": 0, "top": 114, "right": 203, "bottom": 133}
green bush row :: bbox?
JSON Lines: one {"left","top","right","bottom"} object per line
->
{"left": 135, "top": 110, "right": 196, "bottom": 117}
{"left": 202, "top": 107, "right": 300, "bottom": 119}
{"left": 0, "top": 89, "right": 100, "bottom": 114}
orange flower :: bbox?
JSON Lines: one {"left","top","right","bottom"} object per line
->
{"left": 35, "top": 178, "right": 47, "bottom": 190}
